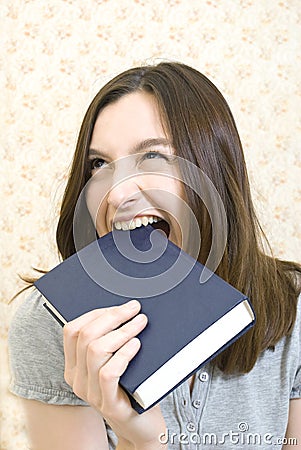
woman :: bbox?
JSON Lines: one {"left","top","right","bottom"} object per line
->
{"left": 9, "top": 62, "right": 301, "bottom": 449}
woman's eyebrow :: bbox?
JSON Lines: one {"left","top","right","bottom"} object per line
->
{"left": 88, "top": 138, "right": 171, "bottom": 158}
{"left": 88, "top": 148, "right": 107, "bottom": 158}
{"left": 131, "top": 138, "right": 172, "bottom": 153}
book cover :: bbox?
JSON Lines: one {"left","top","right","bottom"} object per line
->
{"left": 34, "top": 225, "right": 255, "bottom": 413}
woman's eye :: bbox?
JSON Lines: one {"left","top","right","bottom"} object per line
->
{"left": 143, "top": 151, "right": 168, "bottom": 160}
{"left": 89, "top": 158, "right": 106, "bottom": 171}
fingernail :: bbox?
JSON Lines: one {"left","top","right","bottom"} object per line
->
{"left": 126, "top": 299, "right": 140, "bottom": 309}
{"left": 128, "top": 337, "right": 140, "bottom": 350}
{"left": 132, "top": 313, "right": 147, "bottom": 324}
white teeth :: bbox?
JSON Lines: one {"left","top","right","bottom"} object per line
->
{"left": 142, "top": 217, "right": 149, "bottom": 226}
{"left": 135, "top": 218, "right": 142, "bottom": 228}
{"left": 114, "top": 215, "right": 162, "bottom": 231}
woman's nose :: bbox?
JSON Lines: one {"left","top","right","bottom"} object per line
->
{"left": 106, "top": 178, "right": 140, "bottom": 210}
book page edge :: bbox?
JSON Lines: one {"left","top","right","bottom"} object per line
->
{"left": 43, "top": 299, "right": 68, "bottom": 325}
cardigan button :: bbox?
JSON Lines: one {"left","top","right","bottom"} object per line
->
{"left": 199, "top": 371, "right": 209, "bottom": 382}
{"left": 186, "top": 422, "right": 196, "bottom": 432}
{"left": 192, "top": 399, "right": 201, "bottom": 408}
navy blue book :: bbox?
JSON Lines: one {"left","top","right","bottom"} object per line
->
{"left": 34, "top": 225, "right": 255, "bottom": 413}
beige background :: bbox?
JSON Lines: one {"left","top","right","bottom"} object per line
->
{"left": 1, "top": 0, "right": 301, "bottom": 448}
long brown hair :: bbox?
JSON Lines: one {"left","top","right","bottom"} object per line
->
{"left": 56, "top": 62, "right": 300, "bottom": 373}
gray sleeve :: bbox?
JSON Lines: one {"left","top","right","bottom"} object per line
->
{"left": 290, "top": 294, "right": 301, "bottom": 399}
{"left": 290, "top": 366, "right": 301, "bottom": 399}
{"left": 8, "top": 288, "right": 88, "bottom": 406}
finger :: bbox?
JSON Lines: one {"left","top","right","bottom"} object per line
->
{"left": 64, "top": 300, "right": 141, "bottom": 371}
{"left": 75, "top": 302, "right": 143, "bottom": 384}
{"left": 98, "top": 338, "right": 141, "bottom": 412}
{"left": 85, "top": 314, "right": 147, "bottom": 404}
{"left": 70, "top": 299, "right": 141, "bottom": 331}
{"left": 99, "top": 313, "right": 147, "bottom": 354}
{"left": 86, "top": 313, "right": 147, "bottom": 371}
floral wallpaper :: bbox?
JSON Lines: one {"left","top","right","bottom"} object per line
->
{"left": 1, "top": 0, "right": 300, "bottom": 448}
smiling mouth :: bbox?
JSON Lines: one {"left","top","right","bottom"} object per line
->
{"left": 114, "top": 215, "right": 170, "bottom": 237}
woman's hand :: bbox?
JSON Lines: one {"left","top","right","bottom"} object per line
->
{"left": 63, "top": 300, "right": 167, "bottom": 449}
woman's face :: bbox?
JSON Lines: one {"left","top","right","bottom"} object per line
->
{"left": 85, "top": 91, "right": 187, "bottom": 248}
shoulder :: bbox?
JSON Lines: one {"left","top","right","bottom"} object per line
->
{"left": 281, "top": 293, "right": 301, "bottom": 360}
{"left": 290, "top": 293, "right": 301, "bottom": 344}
{"left": 284, "top": 293, "right": 301, "bottom": 399}
{"left": 9, "top": 288, "right": 63, "bottom": 354}
{"left": 8, "top": 288, "right": 87, "bottom": 406}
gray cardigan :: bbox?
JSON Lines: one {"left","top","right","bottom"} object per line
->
{"left": 8, "top": 289, "right": 301, "bottom": 450}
